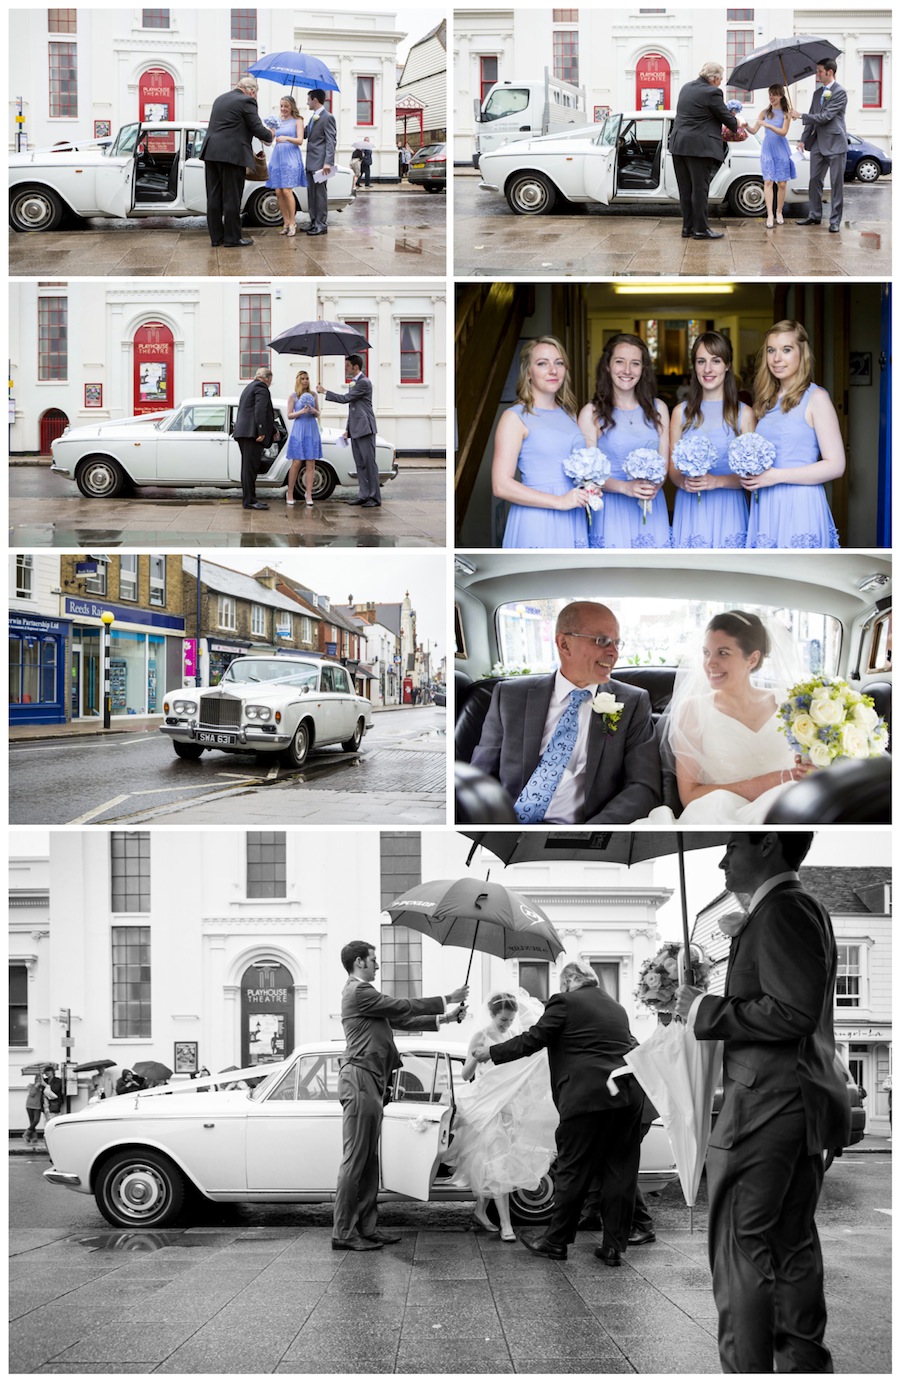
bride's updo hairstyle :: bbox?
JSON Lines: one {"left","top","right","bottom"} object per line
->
{"left": 487, "top": 992, "right": 518, "bottom": 1018}
{"left": 706, "top": 610, "right": 770, "bottom": 671}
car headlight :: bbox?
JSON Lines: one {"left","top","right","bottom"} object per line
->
{"left": 245, "top": 705, "right": 272, "bottom": 722}
{"left": 172, "top": 699, "right": 197, "bottom": 715}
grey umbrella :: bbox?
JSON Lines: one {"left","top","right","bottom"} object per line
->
{"left": 268, "top": 320, "right": 372, "bottom": 387}
{"left": 728, "top": 35, "right": 842, "bottom": 92}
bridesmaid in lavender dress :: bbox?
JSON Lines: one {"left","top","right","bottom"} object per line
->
{"left": 744, "top": 320, "right": 844, "bottom": 548}
{"left": 493, "top": 336, "right": 591, "bottom": 549}
{"left": 670, "top": 331, "right": 752, "bottom": 549}
{"left": 577, "top": 334, "right": 670, "bottom": 549}
{"left": 746, "top": 85, "right": 797, "bottom": 228}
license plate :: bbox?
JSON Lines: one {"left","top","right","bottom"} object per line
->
{"left": 196, "top": 731, "right": 238, "bottom": 746}
{"left": 412, "top": 162, "right": 425, "bottom": 169}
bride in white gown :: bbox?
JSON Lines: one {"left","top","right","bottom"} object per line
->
{"left": 448, "top": 990, "right": 558, "bottom": 1242}
{"left": 646, "top": 610, "right": 812, "bottom": 824}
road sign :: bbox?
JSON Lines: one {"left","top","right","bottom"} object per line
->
{"left": 61, "top": 1037, "right": 74, "bottom": 1049}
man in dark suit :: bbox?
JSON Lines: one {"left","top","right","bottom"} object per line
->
{"left": 333, "top": 940, "right": 468, "bottom": 1251}
{"left": 468, "top": 601, "right": 661, "bottom": 824}
{"left": 305, "top": 88, "right": 337, "bottom": 235}
{"left": 200, "top": 74, "right": 273, "bottom": 248}
{"left": 318, "top": 356, "right": 381, "bottom": 506}
{"left": 474, "top": 960, "right": 643, "bottom": 1265}
{"left": 797, "top": 59, "right": 849, "bottom": 233}
{"left": 669, "top": 61, "right": 741, "bottom": 239}
{"left": 675, "top": 832, "right": 851, "bottom": 1373}
{"left": 233, "top": 367, "right": 274, "bottom": 510}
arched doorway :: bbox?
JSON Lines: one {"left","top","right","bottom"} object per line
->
{"left": 636, "top": 53, "right": 671, "bottom": 111}
{"left": 240, "top": 961, "right": 294, "bottom": 1067}
{"left": 139, "top": 68, "right": 176, "bottom": 153}
{"left": 39, "top": 408, "right": 69, "bottom": 454}
{"left": 133, "top": 321, "right": 174, "bottom": 415}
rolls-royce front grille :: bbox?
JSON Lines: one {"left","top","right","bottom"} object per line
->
{"left": 199, "top": 697, "right": 242, "bottom": 730}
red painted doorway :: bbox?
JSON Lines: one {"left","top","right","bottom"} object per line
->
{"left": 39, "top": 409, "right": 69, "bottom": 454}
{"left": 636, "top": 53, "right": 671, "bottom": 111}
{"left": 133, "top": 321, "right": 174, "bottom": 415}
{"left": 139, "top": 68, "right": 176, "bottom": 152}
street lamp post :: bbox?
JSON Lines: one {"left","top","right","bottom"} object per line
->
{"left": 100, "top": 610, "right": 115, "bottom": 729}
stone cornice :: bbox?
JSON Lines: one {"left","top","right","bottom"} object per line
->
{"left": 202, "top": 917, "right": 327, "bottom": 931}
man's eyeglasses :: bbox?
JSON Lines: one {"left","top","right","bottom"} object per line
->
{"left": 562, "top": 633, "right": 625, "bottom": 651}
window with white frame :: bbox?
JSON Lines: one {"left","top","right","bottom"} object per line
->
{"left": 111, "top": 925, "right": 151, "bottom": 1037}
{"left": 300, "top": 615, "right": 312, "bottom": 643}
{"left": 218, "top": 595, "right": 237, "bottom": 630}
{"left": 247, "top": 831, "right": 286, "bottom": 898}
{"left": 836, "top": 944, "right": 864, "bottom": 1007}
{"left": 119, "top": 555, "right": 137, "bottom": 602}
{"left": 356, "top": 76, "right": 374, "bottom": 125}
{"left": 479, "top": 55, "right": 498, "bottom": 103}
{"left": 862, "top": 55, "right": 883, "bottom": 107}
{"left": 111, "top": 831, "right": 151, "bottom": 912}
{"left": 276, "top": 612, "right": 292, "bottom": 640}
{"left": 49, "top": 41, "right": 78, "bottom": 117}
{"left": 9, "top": 964, "right": 29, "bottom": 1046}
{"left": 589, "top": 960, "right": 619, "bottom": 1000}
{"left": 38, "top": 295, "right": 67, "bottom": 381}
{"left": 399, "top": 321, "right": 424, "bottom": 383}
{"left": 251, "top": 604, "right": 267, "bottom": 637}
{"left": 149, "top": 555, "right": 166, "bottom": 607}
{"left": 85, "top": 562, "right": 107, "bottom": 595}
{"left": 519, "top": 961, "right": 549, "bottom": 1002}
{"left": 15, "top": 555, "right": 33, "bottom": 599}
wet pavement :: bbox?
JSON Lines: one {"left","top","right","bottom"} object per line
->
{"left": 454, "top": 171, "right": 891, "bottom": 277}
{"left": 8, "top": 186, "right": 446, "bottom": 278}
{"left": 8, "top": 1154, "right": 891, "bottom": 1373}
{"left": 8, "top": 463, "right": 447, "bottom": 549}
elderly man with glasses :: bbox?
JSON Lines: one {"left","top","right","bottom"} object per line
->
{"left": 469, "top": 601, "right": 661, "bottom": 823}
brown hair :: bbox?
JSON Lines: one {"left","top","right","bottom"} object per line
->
{"left": 706, "top": 611, "right": 769, "bottom": 669}
{"left": 515, "top": 335, "right": 578, "bottom": 418}
{"left": 764, "top": 85, "right": 789, "bottom": 118}
{"left": 753, "top": 320, "right": 813, "bottom": 419}
{"left": 591, "top": 333, "right": 661, "bottom": 435}
{"left": 683, "top": 332, "right": 741, "bottom": 437}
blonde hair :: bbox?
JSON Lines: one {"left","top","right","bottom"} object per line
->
{"left": 753, "top": 320, "right": 813, "bottom": 419}
{"left": 294, "top": 369, "right": 310, "bottom": 395}
{"left": 515, "top": 335, "right": 578, "bottom": 418}
{"left": 279, "top": 95, "right": 302, "bottom": 120}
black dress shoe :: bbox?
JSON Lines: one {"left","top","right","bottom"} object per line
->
{"left": 210, "top": 241, "right": 224, "bottom": 248}
{"left": 224, "top": 238, "right": 254, "bottom": 247}
{"left": 361, "top": 1231, "right": 401, "bottom": 1245}
{"left": 360, "top": 499, "right": 380, "bottom": 507}
{"left": 519, "top": 1230, "right": 566, "bottom": 1260}
{"left": 627, "top": 1229, "right": 656, "bottom": 1246}
{"left": 693, "top": 230, "right": 724, "bottom": 239}
{"left": 681, "top": 228, "right": 693, "bottom": 238}
{"left": 828, "top": 224, "right": 840, "bottom": 233}
{"left": 243, "top": 501, "right": 269, "bottom": 510}
{"left": 594, "top": 1246, "right": 623, "bottom": 1267}
{"left": 345, "top": 497, "right": 366, "bottom": 505}
{"left": 307, "top": 226, "right": 327, "bottom": 236}
{"left": 331, "top": 1237, "right": 383, "bottom": 1252}
{"left": 795, "top": 217, "right": 821, "bottom": 226}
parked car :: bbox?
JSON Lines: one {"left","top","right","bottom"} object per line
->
{"left": 408, "top": 143, "right": 447, "bottom": 192}
{"left": 43, "top": 1040, "right": 678, "bottom": 1228}
{"left": 160, "top": 654, "right": 373, "bottom": 768}
{"left": 49, "top": 397, "right": 398, "bottom": 501}
{"left": 454, "top": 551, "right": 892, "bottom": 824}
{"left": 845, "top": 133, "right": 892, "bottom": 182}
{"left": 478, "top": 111, "right": 811, "bottom": 216}
{"left": 9, "top": 120, "right": 353, "bottom": 231}
{"left": 433, "top": 684, "right": 447, "bottom": 706}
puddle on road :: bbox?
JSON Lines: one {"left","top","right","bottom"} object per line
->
{"left": 78, "top": 1229, "right": 185, "bottom": 1252}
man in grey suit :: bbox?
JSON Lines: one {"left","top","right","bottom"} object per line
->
{"left": 333, "top": 940, "right": 468, "bottom": 1251}
{"left": 318, "top": 356, "right": 381, "bottom": 506}
{"left": 796, "top": 59, "right": 848, "bottom": 233}
{"left": 669, "top": 62, "right": 741, "bottom": 239}
{"left": 305, "top": 87, "right": 337, "bottom": 236}
{"left": 469, "top": 601, "right": 661, "bottom": 824}
{"left": 200, "top": 74, "right": 273, "bottom": 248}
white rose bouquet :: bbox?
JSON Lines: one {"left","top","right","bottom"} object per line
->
{"left": 777, "top": 676, "right": 890, "bottom": 767}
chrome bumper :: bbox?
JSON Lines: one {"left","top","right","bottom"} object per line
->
{"left": 44, "top": 1168, "right": 81, "bottom": 1188}
{"left": 479, "top": 179, "right": 500, "bottom": 192}
{"left": 159, "top": 722, "right": 291, "bottom": 749}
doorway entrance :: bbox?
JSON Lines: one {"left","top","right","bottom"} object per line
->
{"left": 39, "top": 409, "right": 69, "bottom": 454}
{"left": 241, "top": 961, "right": 294, "bottom": 1068}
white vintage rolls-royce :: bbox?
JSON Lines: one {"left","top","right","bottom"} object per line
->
{"left": 50, "top": 397, "right": 398, "bottom": 501}
{"left": 160, "top": 654, "right": 374, "bottom": 768}
{"left": 9, "top": 120, "right": 353, "bottom": 232}
{"left": 43, "top": 1041, "right": 678, "bottom": 1229}
{"left": 478, "top": 110, "right": 812, "bottom": 217}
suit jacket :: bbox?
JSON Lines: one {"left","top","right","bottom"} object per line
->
{"left": 234, "top": 379, "right": 275, "bottom": 445}
{"left": 306, "top": 107, "right": 337, "bottom": 172}
{"left": 695, "top": 881, "right": 851, "bottom": 1155}
{"left": 490, "top": 985, "right": 638, "bottom": 1118}
{"left": 801, "top": 82, "right": 848, "bottom": 156}
{"left": 669, "top": 77, "right": 738, "bottom": 163}
{"left": 200, "top": 88, "right": 273, "bottom": 167}
{"left": 340, "top": 979, "right": 443, "bottom": 1092}
{"left": 469, "top": 674, "right": 661, "bottom": 823}
{"left": 325, "top": 373, "right": 377, "bottom": 438}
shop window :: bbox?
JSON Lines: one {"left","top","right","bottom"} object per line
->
{"left": 218, "top": 595, "right": 237, "bottom": 630}
{"left": 231, "top": 8, "right": 256, "bottom": 40}
{"left": 85, "top": 562, "right": 106, "bottom": 596}
{"left": 111, "top": 832, "right": 151, "bottom": 912}
{"left": 48, "top": 9, "right": 76, "bottom": 32}
{"left": 836, "top": 944, "right": 862, "bottom": 1007}
{"left": 479, "top": 55, "right": 498, "bottom": 103}
{"left": 863, "top": 55, "right": 883, "bottom": 108}
{"left": 251, "top": 604, "right": 267, "bottom": 637}
{"left": 519, "top": 961, "right": 549, "bottom": 1002}
{"left": 9, "top": 965, "right": 29, "bottom": 1046}
{"left": 553, "top": 30, "right": 579, "bottom": 85}
{"left": 119, "top": 555, "right": 138, "bottom": 602}
{"left": 356, "top": 76, "right": 374, "bottom": 125}
{"left": 239, "top": 293, "right": 271, "bottom": 379}
{"left": 230, "top": 47, "right": 257, "bottom": 88}
{"left": 247, "top": 831, "right": 286, "bottom": 898}
{"left": 343, "top": 320, "right": 369, "bottom": 379}
{"left": 142, "top": 9, "right": 170, "bottom": 27}
{"left": 276, "top": 613, "right": 292, "bottom": 640}
{"left": 399, "top": 321, "right": 424, "bottom": 383}
{"left": 111, "top": 925, "right": 151, "bottom": 1037}
{"left": 149, "top": 555, "right": 166, "bottom": 607}
{"left": 16, "top": 555, "right": 33, "bottom": 599}
{"left": 38, "top": 296, "right": 67, "bottom": 381}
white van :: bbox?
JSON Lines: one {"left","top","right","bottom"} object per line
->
{"left": 474, "top": 68, "right": 587, "bottom": 164}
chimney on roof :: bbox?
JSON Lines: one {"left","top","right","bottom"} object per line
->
{"left": 348, "top": 595, "right": 353, "bottom": 605}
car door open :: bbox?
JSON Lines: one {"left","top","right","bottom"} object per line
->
{"left": 381, "top": 1050, "right": 455, "bottom": 1201}
{"left": 582, "top": 114, "right": 622, "bottom": 205}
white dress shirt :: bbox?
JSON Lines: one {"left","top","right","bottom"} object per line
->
{"left": 540, "top": 671, "right": 601, "bottom": 824}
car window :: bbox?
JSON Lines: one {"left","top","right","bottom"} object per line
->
{"left": 389, "top": 1051, "right": 456, "bottom": 1106}
{"left": 333, "top": 667, "right": 352, "bottom": 694}
{"left": 264, "top": 1054, "right": 341, "bottom": 1102}
{"left": 867, "top": 612, "right": 892, "bottom": 673}
{"left": 109, "top": 123, "right": 140, "bottom": 158}
{"left": 320, "top": 667, "right": 334, "bottom": 692}
{"left": 482, "top": 88, "right": 529, "bottom": 121}
{"left": 166, "top": 405, "right": 228, "bottom": 434}
{"left": 599, "top": 115, "right": 623, "bottom": 149}
{"left": 185, "top": 128, "right": 207, "bottom": 159}
{"left": 225, "top": 658, "right": 320, "bottom": 686}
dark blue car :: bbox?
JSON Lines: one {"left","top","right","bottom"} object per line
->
{"left": 846, "top": 134, "right": 892, "bottom": 182}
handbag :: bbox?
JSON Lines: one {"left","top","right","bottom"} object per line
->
{"left": 722, "top": 125, "right": 748, "bottom": 143}
{"left": 245, "top": 151, "right": 269, "bottom": 181}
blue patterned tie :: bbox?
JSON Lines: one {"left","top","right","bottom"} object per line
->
{"left": 514, "top": 688, "right": 592, "bottom": 824}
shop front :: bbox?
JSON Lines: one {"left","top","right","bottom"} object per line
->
{"left": 207, "top": 637, "right": 252, "bottom": 685}
{"left": 64, "top": 598, "right": 184, "bottom": 718}
{"left": 836, "top": 1021, "right": 892, "bottom": 1136}
{"left": 9, "top": 613, "right": 71, "bottom": 725}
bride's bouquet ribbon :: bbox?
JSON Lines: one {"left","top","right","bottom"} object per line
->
{"left": 564, "top": 444, "right": 611, "bottom": 527}
{"left": 623, "top": 447, "right": 667, "bottom": 524}
{"left": 671, "top": 431, "right": 718, "bottom": 503}
{"left": 777, "top": 676, "right": 890, "bottom": 768}
{"left": 727, "top": 432, "right": 776, "bottom": 502}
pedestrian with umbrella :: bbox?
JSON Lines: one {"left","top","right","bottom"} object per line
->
{"left": 317, "top": 354, "right": 381, "bottom": 507}
{"left": 132, "top": 1059, "right": 173, "bottom": 1088}
{"left": 23, "top": 1064, "right": 62, "bottom": 1143}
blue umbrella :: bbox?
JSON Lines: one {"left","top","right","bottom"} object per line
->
{"left": 249, "top": 51, "right": 339, "bottom": 93}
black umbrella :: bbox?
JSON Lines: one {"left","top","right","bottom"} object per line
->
{"left": 268, "top": 320, "right": 372, "bottom": 393}
{"left": 72, "top": 1059, "right": 117, "bottom": 1073}
{"left": 21, "top": 1062, "right": 58, "bottom": 1076}
{"left": 133, "top": 1060, "right": 172, "bottom": 1084}
{"left": 728, "top": 35, "right": 842, "bottom": 93}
